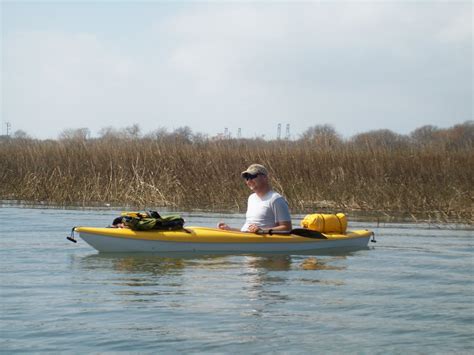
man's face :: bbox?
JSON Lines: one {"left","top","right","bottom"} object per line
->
{"left": 244, "top": 173, "right": 268, "bottom": 192}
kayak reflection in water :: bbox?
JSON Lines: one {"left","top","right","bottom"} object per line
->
{"left": 217, "top": 164, "right": 292, "bottom": 233}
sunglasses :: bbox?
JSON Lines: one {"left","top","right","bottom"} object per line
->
{"left": 243, "top": 173, "right": 261, "bottom": 181}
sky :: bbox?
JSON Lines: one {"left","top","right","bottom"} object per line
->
{"left": 1, "top": 0, "right": 472, "bottom": 139}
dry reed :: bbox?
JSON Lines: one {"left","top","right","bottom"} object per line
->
{"left": 1, "top": 127, "right": 473, "bottom": 224}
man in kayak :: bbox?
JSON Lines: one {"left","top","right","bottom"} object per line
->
{"left": 218, "top": 164, "right": 292, "bottom": 233}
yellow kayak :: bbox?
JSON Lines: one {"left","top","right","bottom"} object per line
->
{"left": 73, "top": 226, "right": 374, "bottom": 253}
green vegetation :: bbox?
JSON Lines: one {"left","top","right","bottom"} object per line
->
{"left": 1, "top": 122, "right": 472, "bottom": 223}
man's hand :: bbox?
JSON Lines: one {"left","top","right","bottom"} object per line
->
{"left": 217, "top": 222, "right": 231, "bottom": 230}
{"left": 247, "top": 224, "right": 261, "bottom": 233}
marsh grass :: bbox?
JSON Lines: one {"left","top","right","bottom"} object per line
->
{"left": 1, "top": 133, "right": 473, "bottom": 223}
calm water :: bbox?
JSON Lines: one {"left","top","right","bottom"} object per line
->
{"left": 1, "top": 207, "right": 473, "bottom": 353}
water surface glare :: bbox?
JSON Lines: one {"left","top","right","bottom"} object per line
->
{"left": 1, "top": 207, "right": 473, "bottom": 353}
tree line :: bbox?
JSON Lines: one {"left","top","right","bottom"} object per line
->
{"left": 4, "top": 121, "right": 473, "bottom": 150}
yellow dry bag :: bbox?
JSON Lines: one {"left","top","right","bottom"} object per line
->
{"left": 300, "top": 213, "right": 347, "bottom": 233}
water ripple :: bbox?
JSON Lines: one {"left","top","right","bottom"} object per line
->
{"left": 1, "top": 207, "right": 473, "bottom": 352}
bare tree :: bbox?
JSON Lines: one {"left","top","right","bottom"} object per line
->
{"left": 124, "top": 124, "right": 141, "bottom": 139}
{"left": 351, "top": 129, "right": 408, "bottom": 149}
{"left": 58, "top": 128, "right": 90, "bottom": 141}
{"left": 410, "top": 125, "right": 439, "bottom": 145}
{"left": 98, "top": 126, "right": 120, "bottom": 139}
{"left": 299, "top": 124, "right": 342, "bottom": 147}
{"left": 12, "top": 130, "right": 31, "bottom": 140}
{"left": 172, "top": 126, "right": 193, "bottom": 144}
{"left": 145, "top": 127, "right": 169, "bottom": 140}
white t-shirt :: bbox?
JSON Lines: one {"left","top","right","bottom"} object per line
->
{"left": 241, "top": 191, "right": 291, "bottom": 232}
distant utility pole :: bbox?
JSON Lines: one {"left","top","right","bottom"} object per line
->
{"left": 5, "top": 122, "right": 11, "bottom": 136}
{"left": 237, "top": 128, "right": 242, "bottom": 139}
{"left": 277, "top": 123, "right": 281, "bottom": 140}
{"left": 285, "top": 124, "right": 290, "bottom": 140}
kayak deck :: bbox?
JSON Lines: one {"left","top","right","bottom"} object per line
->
{"left": 74, "top": 226, "right": 373, "bottom": 253}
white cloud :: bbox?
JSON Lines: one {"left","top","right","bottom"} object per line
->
{"left": 4, "top": 30, "right": 139, "bottom": 135}
{"left": 2, "top": 1, "right": 472, "bottom": 138}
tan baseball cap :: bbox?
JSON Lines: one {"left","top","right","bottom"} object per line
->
{"left": 241, "top": 164, "right": 268, "bottom": 177}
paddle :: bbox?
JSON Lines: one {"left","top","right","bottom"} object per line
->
{"left": 258, "top": 228, "right": 327, "bottom": 239}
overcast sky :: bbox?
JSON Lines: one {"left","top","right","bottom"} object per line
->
{"left": 1, "top": 0, "right": 472, "bottom": 139}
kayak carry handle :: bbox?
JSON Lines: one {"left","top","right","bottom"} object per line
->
{"left": 67, "top": 227, "right": 78, "bottom": 243}
{"left": 370, "top": 231, "right": 376, "bottom": 243}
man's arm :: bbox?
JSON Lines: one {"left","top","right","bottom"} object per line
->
{"left": 272, "top": 220, "right": 292, "bottom": 232}
{"left": 247, "top": 221, "right": 292, "bottom": 233}
{"left": 271, "top": 196, "right": 292, "bottom": 232}
{"left": 217, "top": 222, "right": 241, "bottom": 231}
